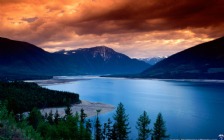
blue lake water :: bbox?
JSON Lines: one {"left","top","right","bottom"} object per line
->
{"left": 45, "top": 76, "right": 224, "bottom": 139}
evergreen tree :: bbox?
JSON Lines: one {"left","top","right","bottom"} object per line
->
{"left": 65, "top": 103, "right": 72, "bottom": 116}
{"left": 27, "top": 108, "right": 43, "bottom": 130}
{"left": 47, "top": 110, "right": 54, "bottom": 125}
{"left": 152, "top": 113, "right": 169, "bottom": 140}
{"left": 80, "top": 117, "right": 92, "bottom": 140}
{"left": 44, "top": 112, "right": 48, "bottom": 120}
{"left": 86, "top": 119, "right": 92, "bottom": 133}
{"left": 102, "top": 118, "right": 113, "bottom": 140}
{"left": 102, "top": 122, "right": 107, "bottom": 140}
{"left": 80, "top": 108, "right": 87, "bottom": 123}
{"left": 113, "top": 102, "right": 130, "bottom": 140}
{"left": 136, "top": 111, "right": 152, "bottom": 140}
{"left": 111, "top": 123, "right": 118, "bottom": 140}
{"left": 95, "top": 109, "right": 102, "bottom": 140}
{"left": 107, "top": 118, "right": 113, "bottom": 140}
{"left": 79, "top": 122, "right": 85, "bottom": 140}
{"left": 54, "top": 110, "right": 60, "bottom": 124}
{"left": 86, "top": 119, "right": 92, "bottom": 136}
{"left": 65, "top": 114, "right": 79, "bottom": 139}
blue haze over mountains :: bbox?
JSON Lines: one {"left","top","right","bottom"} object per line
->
{"left": 1, "top": 36, "right": 224, "bottom": 80}
{"left": 138, "top": 56, "right": 167, "bottom": 65}
{"left": 0, "top": 37, "right": 150, "bottom": 79}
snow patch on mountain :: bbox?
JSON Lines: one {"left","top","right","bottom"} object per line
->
{"left": 138, "top": 56, "right": 168, "bottom": 65}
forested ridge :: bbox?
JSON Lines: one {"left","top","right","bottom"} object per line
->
{"left": 0, "top": 82, "right": 80, "bottom": 114}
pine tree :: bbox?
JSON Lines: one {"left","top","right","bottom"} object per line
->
{"left": 54, "top": 110, "right": 60, "bottom": 124}
{"left": 95, "top": 109, "right": 102, "bottom": 140}
{"left": 85, "top": 119, "right": 92, "bottom": 134}
{"left": 47, "top": 110, "right": 54, "bottom": 125}
{"left": 102, "top": 122, "right": 107, "bottom": 140}
{"left": 152, "top": 113, "right": 169, "bottom": 140}
{"left": 44, "top": 112, "right": 48, "bottom": 120}
{"left": 111, "top": 123, "right": 118, "bottom": 140}
{"left": 65, "top": 103, "right": 72, "bottom": 116}
{"left": 104, "top": 118, "right": 113, "bottom": 140}
{"left": 113, "top": 102, "right": 130, "bottom": 140}
{"left": 27, "top": 108, "right": 43, "bottom": 130}
{"left": 136, "top": 111, "right": 152, "bottom": 140}
{"left": 80, "top": 108, "right": 87, "bottom": 123}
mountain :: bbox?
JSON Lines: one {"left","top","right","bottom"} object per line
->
{"left": 140, "top": 37, "right": 224, "bottom": 79}
{"left": 0, "top": 37, "right": 150, "bottom": 80}
{"left": 0, "top": 37, "right": 80, "bottom": 78}
{"left": 138, "top": 56, "right": 167, "bottom": 65}
{"left": 55, "top": 46, "right": 150, "bottom": 74}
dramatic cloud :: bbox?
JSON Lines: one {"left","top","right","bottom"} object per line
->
{"left": 0, "top": 0, "right": 223, "bottom": 57}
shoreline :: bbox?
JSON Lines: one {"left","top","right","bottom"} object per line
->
{"left": 26, "top": 78, "right": 90, "bottom": 86}
{"left": 26, "top": 76, "right": 224, "bottom": 86}
{"left": 157, "top": 78, "right": 224, "bottom": 83}
{"left": 102, "top": 76, "right": 224, "bottom": 83}
{"left": 40, "top": 100, "right": 115, "bottom": 118}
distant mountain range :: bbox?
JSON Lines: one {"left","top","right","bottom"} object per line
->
{"left": 55, "top": 46, "right": 150, "bottom": 74}
{"left": 138, "top": 56, "right": 167, "bottom": 65}
{"left": 1, "top": 36, "right": 224, "bottom": 80}
{"left": 140, "top": 36, "right": 224, "bottom": 79}
{"left": 0, "top": 37, "right": 150, "bottom": 79}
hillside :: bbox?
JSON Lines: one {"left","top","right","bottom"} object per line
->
{"left": 0, "top": 37, "right": 150, "bottom": 79}
{"left": 140, "top": 37, "right": 224, "bottom": 79}
{"left": 0, "top": 37, "right": 79, "bottom": 78}
{"left": 55, "top": 46, "right": 150, "bottom": 74}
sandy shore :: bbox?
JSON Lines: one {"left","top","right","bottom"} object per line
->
{"left": 40, "top": 100, "right": 115, "bottom": 118}
{"left": 25, "top": 78, "right": 90, "bottom": 86}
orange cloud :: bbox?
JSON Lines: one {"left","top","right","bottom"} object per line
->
{"left": 0, "top": 0, "right": 223, "bottom": 57}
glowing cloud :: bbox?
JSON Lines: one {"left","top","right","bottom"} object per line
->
{"left": 0, "top": 0, "right": 223, "bottom": 57}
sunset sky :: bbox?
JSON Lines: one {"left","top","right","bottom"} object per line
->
{"left": 1, "top": 0, "right": 224, "bottom": 58}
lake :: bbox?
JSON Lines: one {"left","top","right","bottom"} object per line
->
{"left": 44, "top": 76, "right": 224, "bottom": 139}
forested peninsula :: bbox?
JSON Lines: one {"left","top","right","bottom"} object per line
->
{"left": 0, "top": 81, "right": 80, "bottom": 114}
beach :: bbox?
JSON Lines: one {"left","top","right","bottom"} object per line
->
{"left": 40, "top": 100, "right": 115, "bottom": 117}
{"left": 26, "top": 78, "right": 89, "bottom": 86}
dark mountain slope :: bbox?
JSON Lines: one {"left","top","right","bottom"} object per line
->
{"left": 0, "top": 37, "right": 79, "bottom": 77}
{"left": 56, "top": 46, "right": 150, "bottom": 74}
{"left": 141, "top": 37, "right": 224, "bottom": 79}
{"left": 0, "top": 37, "right": 150, "bottom": 79}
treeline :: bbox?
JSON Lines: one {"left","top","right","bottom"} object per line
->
{"left": 93, "top": 103, "right": 169, "bottom": 140}
{"left": 0, "top": 74, "right": 52, "bottom": 82}
{"left": 0, "top": 102, "right": 169, "bottom": 140}
{"left": 0, "top": 82, "right": 80, "bottom": 114}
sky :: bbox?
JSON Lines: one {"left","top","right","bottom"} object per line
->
{"left": 0, "top": 0, "right": 224, "bottom": 58}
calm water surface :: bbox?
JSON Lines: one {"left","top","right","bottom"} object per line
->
{"left": 45, "top": 76, "right": 224, "bottom": 139}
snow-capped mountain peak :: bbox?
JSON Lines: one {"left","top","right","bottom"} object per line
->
{"left": 56, "top": 46, "right": 125, "bottom": 61}
{"left": 138, "top": 56, "right": 168, "bottom": 65}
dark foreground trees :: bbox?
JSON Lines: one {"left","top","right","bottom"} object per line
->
{"left": 113, "top": 102, "right": 130, "bottom": 140}
{"left": 0, "top": 99, "right": 169, "bottom": 140}
{"left": 0, "top": 102, "right": 43, "bottom": 140}
{"left": 136, "top": 111, "right": 152, "bottom": 140}
{"left": 95, "top": 109, "right": 102, "bottom": 140}
{"left": 152, "top": 113, "right": 169, "bottom": 140}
